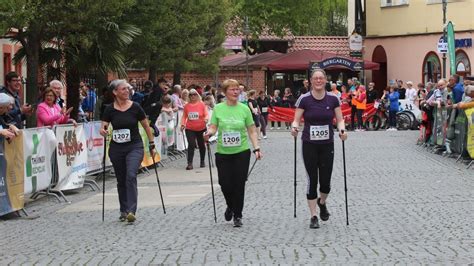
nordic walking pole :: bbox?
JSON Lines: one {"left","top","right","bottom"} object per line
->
{"left": 246, "top": 158, "right": 258, "bottom": 179}
{"left": 102, "top": 135, "right": 107, "bottom": 222}
{"left": 206, "top": 142, "right": 217, "bottom": 223}
{"left": 341, "top": 130, "right": 349, "bottom": 226}
{"left": 294, "top": 136, "right": 297, "bottom": 218}
{"left": 151, "top": 149, "right": 166, "bottom": 214}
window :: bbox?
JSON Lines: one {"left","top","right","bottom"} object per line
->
{"left": 422, "top": 52, "right": 441, "bottom": 84}
{"left": 455, "top": 49, "right": 471, "bottom": 77}
{"left": 381, "top": 0, "right": 409, "bottom": 7}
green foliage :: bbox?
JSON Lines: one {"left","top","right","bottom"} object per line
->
{"left": 232, "top": 0, "right": 348, "bottom": 36}
{"left": 124, "top": 0, "right": 232, "bottom": 79}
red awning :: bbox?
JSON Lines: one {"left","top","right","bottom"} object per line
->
{"left": 236, "top": 50, "right": 283, "bottom": 67}
{"left": 266, "top": 49, "right": 379, "bottom": 71}
{"left": 219, "top": 53, "right": 250, "bottom": 67}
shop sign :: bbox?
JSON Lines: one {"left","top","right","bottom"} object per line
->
{"left": 349, "top": 33, "right": 363, "bottom": 51}
{"left": 438, "top": 36, "right": 472, "bottom": 53}
{"left": 310, "top": 57, "right": 364, "bottom": 71}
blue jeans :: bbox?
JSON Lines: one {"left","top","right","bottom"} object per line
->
{"left": 389, "top": 110, "right": 397, "bottom": 128}
{"left": 109, "top": 141, "right": 144, "bottom": 214}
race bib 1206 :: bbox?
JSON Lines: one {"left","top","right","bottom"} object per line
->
{"left": 310, "top": 125, "right": 330, "bottom": 141}
{"left": 112, "top": 129, "right": 131, "bottom": 143}
{"left": 222, "top": 132, "right": 241, "bottom": 147}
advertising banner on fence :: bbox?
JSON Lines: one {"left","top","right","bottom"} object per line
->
{"left": 84, "top": 122, "right": 106, "bottom": 174}
{"left": 23, "top": 128, "right": 57, "bottom": 194}
{"left": 139, "top": 123, "right": 161, "bottom": 167}
{"left": 0, "top": 135, "right": 25, "bottom": 216}
{"left": 55, "top": 125, "right": 87, "bottom": 191}
{"left": 464, "top": 107, "right": 474, "bottom": 158}
{"left": 176, "top": 110, "right": 188, "bottom": 151}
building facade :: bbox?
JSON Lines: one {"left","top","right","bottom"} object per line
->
{"left": 350, "top": 0, "right": 473, "bottom": 92}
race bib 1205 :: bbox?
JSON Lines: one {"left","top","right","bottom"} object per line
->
{"left": 112, "top": 129, "right": 131, "bottom": 143}
{"left": 222, "top": 132, "right": 241, "bottom": 147}
{"left": 310, "top": 125, "right": 330, "bottom": 141}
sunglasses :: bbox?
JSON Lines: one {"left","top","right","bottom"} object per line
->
{"left": 190, "top": 94, "right": 198, "bottom": 96}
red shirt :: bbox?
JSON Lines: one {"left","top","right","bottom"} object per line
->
{"left": 181, "top": 101, "right": 208, "bottom": 131}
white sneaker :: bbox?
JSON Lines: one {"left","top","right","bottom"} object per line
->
{"left": 263, "top": 135, "right": 267, "bottom": 139}
{"left": 270, "top": 127, "right": 274, "bottom": 130}
{"left": 277, "top": 127, "right": 281, "bottom": 130}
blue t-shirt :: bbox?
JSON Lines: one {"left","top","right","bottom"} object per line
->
{"left": 388, "top": 91, "right": 400, "bottom": 111}
{"left": 295, "top": 92, "right": 340, "bottom": 144}
{"left": 453, "top": 82, "right": 464, "bottom": 104}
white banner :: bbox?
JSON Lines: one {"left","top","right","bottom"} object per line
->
{"left": 55, "top": 124, "right": 88, "bottom": 191}
{"left": 84, "top": 122, "right": 106, "bottom": 174}
{"left": 23, "top": 128, "right": 57, "bottom": 195}
{"left": 176, "top": 110, "right": 188, "bottom": 151}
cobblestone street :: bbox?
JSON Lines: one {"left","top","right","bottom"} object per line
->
{"left": 1, "top": 130, "right": 473, "bottom": 264}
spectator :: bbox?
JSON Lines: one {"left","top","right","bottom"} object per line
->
{"left": 282, "top": 87, "right": 295, "bottom": 130}
{"left": 203, "top": 95, "right": 215, "bottom": 110}
{"left": 366, "top": 82, "right": 377, "bottom": 103}
{"left": 257, "top": 91, "right": 271, "bottom": 139}
{"left": 171, "top": 84, "right": 184, "bottom": 110}
{"left": 350, "top": 82, "right": 360, "bottom": 130}
{"left": 405, "top": 81, "right": 417, "bottom": 105}
{"left": 451, "top": 74, "right": 464, "bottom": 104}
{"left": 298, "top": 79, "right": 309, "bottom": 97}
{"left": 397, "top": 79, "right": 406, "bottom": 99}
{"left": 216, "top": 86, "right": 225, "bottom": 103}
{"left": 340, "top": 85, "right": 350, "bottom": 105}
{"left": 330, "top": 83, "right": 341, "bottom": 98}
{"left": 142, "top": 79, "right": 166, "bottom": 132}
{"left": 0, "top": 72, "right": 33, "bottom": 128}
{"left": 354, "top": 85, "right": 367, "bottom": 131}
{"left": 270, "top": 89, "right": 282, "bottom": 129}
{"left": 81, "top": 83, "right": 97, "bottom": 120}
{"left": 181, "top": 89, "right": 190, "bottom": 105}
{"left": 129, "top": 79, "right": 144, "bottom": 105}
{"left": 37, "top": 87, "right": 76, "bottom": 127}
{"left": 247, "top": 90, "right": 261, "bottom": 138}
{"left": 50, "top": 80, "right": 65, "bottom": 108}
{"left": 0, "top": 93, "right": 20, "bottom": 139}
{"left": 238, "top": 84, "right": 248, "bottom": 104}
{"left": 383, "top": 85, "right": 400, "bottom": 131}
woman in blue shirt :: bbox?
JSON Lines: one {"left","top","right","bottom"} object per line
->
{"left": 383, "top": 86, "right": 400, "bottom": 131}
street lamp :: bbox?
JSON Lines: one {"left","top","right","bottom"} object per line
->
{"left": 243, "top": 16, "right": 250, "bottom": 88}
{"left": 442, "top": 0, "right": 447, "bottom": 79}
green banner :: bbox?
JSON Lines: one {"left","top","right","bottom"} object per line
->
{"left": 446, "top": 21, "right": 456, "bottom": 75}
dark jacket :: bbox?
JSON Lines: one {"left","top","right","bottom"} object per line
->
{"left": 0, "top": 86, "right": 25, "bottom": 128}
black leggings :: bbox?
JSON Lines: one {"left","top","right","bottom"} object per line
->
{"left": 302, "top": 141, "right": 334, "bottom": 200}
{"left": 260, "top": 113, "right": 268, "bottom": 136}
{"left": 271, "top": 121, "right": 281, "bottom": 127}
{"left": 356, "top": 109, "right": 364, "bottom": 129}
{"left": 185, "top": 129, "right": 206, "bottom": 164}
{"left": 215, "top": 149, "right": 251, "bottom": 218}
{"left": 351, "top": 105, "right": 357, "bottom": 129}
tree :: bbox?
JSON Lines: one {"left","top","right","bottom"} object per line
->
{"left": 231, "top": 0, "right": 347, "bottom": 36}
{"left": 124, "top": 0, "right": 231, "bottom": 84}
{"left": 1, "top": 0, "right": 138, "bottom": 121}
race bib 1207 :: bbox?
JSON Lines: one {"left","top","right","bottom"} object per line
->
{"left": 222, "top": 132, "right": 241, "bottom": 147}
{"left": 310, "top": 125, "right": 330, "bottom": 141}
{"left": 112, "top": 129, "right": 131, "bottom": 143}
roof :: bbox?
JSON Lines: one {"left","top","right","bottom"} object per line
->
{"left": 225, "top": 18, "right": 294, "bottom": 41}
{"left": 288, "top": 36, "right": 350, "bottom": 55}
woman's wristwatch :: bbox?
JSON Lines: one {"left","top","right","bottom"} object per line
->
{"left": 253, "top": 148, "right": 260, "bottom": 154}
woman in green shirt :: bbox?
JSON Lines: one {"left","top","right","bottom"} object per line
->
{"left": 204, "top": 79, "right": 263, "bottom": 227}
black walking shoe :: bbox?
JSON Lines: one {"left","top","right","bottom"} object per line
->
{"left": 317, "top": 198, "right": 330, "bottom": 221}
{"left": 233, "top": 217, "right": 243, "bottom": 227}
{"left": 309, "top": 216, "right": 320, "bottom": 229}
{"left": 224, "top": 207, "right": 233, "bottom": 221}
{"left": 186, "top": 164, "right": 193, "bottom": 170}
{"left": 126, "top": 212, "right": 136, "bottom": 224}
{"left": 200, "top": 161, "right": 205, "bottom": 168}
{"left": 119, "top": 212, "right": 127, "bottom": 222}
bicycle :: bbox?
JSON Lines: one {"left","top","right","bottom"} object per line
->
{"left": 364, "top": 99, "right": 412, "bottom": 131}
